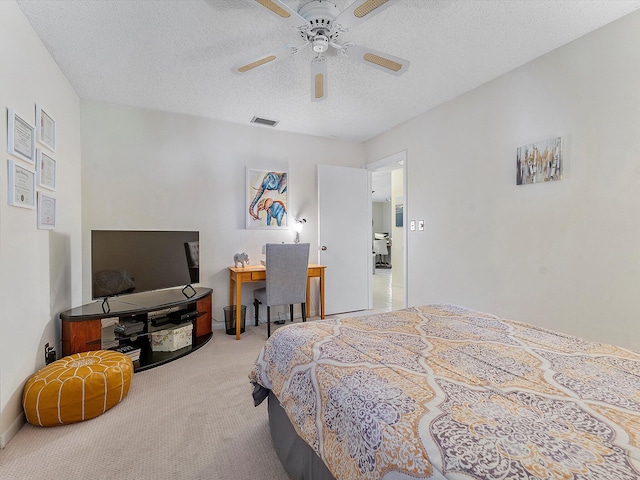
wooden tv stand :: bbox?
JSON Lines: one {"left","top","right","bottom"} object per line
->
{"left": 60, "top": 287, "right": 212, "bottom": 372}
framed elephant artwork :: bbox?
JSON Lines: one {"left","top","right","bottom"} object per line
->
{"left": 246, "top": 168, "right": 288, "bottom": 229}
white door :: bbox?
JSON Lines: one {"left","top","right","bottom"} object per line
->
{"left": 318, "top": 165, "right": 370, "bottom": 315}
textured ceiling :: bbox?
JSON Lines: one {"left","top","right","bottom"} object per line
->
{"left": 16, "top": 0, "right": 640, "bottom": 142}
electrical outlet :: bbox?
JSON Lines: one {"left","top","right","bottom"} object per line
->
{"left": 418, "top": 220, "right": 425, "bottom": 231}
{"left": 410, "top": 220, "right": 416, "bottom": 231}
{"left": 44, "top": 343, "right": 56, "bottom": 364}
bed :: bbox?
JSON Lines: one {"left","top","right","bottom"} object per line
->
{"left": 249, "top": 304, "right": 640, "bottom": 479}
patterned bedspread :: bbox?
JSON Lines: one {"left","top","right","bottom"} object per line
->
{"left": 249, "top": 305, "right": 640, "bottom": 479}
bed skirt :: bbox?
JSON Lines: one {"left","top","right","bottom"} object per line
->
{"left": 267, "top": 389, "right": 336, "bottom": 480}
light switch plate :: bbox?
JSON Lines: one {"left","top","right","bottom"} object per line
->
{"left": 410, "top": 220, "right": 416, "bottom": 231}
{"left": 418, "top": 220, "right": 425, "bottom": 231}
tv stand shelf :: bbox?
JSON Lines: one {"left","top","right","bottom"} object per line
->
{"left": 60, "top": 287, "right": 213, "bottom": 372}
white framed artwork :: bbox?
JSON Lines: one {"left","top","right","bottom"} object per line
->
{"left": 7, "top": 108, "right": 36, "bottom": 163}
{"left": 7, "top": 159, "right": 36, "bottom": 209}
{"left": 36, "top": 149, "right": 57, "bottom": 190}
{"left": 36, "top": 104, "right": 56, "bottom": 151}
{"left": 37, "top": 192, "right": 56, "bottom": 229}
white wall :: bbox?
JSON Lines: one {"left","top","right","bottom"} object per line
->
{"left": 0, "top": 1, "right": 82, "bottom": 445}
{"left": 80, "top": 101, "right": 365, "bottom": 324}
{"left": 364, "top": 10, "right": 640, "bottom": 352}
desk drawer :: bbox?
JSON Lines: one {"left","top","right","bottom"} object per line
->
{"left": 250, "top": 271, "right": 266, "bottom": 281}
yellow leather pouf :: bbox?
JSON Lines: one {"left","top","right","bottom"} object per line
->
{"left": 22, "top": 350, "right": 134, "bottom": 427}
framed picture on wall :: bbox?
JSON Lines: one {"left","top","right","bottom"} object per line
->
{"left": 36, "top": 104, "right": 56, "bottom": 151}
{"left": 395, "top": 203, "right": 403, "bottom": 227}
{"left": 36, "top": 149, "right": 57, "bottom": 190}
{"left": 37, "top": 192, "right": 56, "bottom": 229}
{"left": 7, "top": 108, "right": 36, "bottom": 163}
{"left": 516, "top": 136, "right": 562, "bottom": 185}
{"left": 246, "top": 168, "right": 288, "bottom": 229}
{"left": 7, "top": 159, "right": 36, "bottom": 209}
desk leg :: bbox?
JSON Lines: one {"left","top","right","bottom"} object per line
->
{"left": 320, "top": 270, "right": 325, "bottom": 319}
{"left": 306, "top": 277, "right": 311, "bottom": 318}
{"left": 235, "top": 277, "right": 243, "bottom": 340}
{"left": 229, "top": 271, "right": 234, "bottom": 309}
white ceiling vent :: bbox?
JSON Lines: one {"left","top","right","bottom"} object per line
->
{"left": 251, "top": 116, "right": 279, "bottom": 127}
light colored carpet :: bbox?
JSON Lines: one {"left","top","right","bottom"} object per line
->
{"left": 0, "top": 323, "right": 290, "bottom": 480}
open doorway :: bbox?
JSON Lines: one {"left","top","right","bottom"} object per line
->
{"left": 368, "top": 151, "right": 406, "bottom": 311}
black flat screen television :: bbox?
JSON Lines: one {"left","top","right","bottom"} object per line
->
{"left": 91, "top": 230, "right": 199, "bottom": 299}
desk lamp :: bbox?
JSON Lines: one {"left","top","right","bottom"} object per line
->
{"left": 293, "top": 218, "right": 306, "bottom": 243}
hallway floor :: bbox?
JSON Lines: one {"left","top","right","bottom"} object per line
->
{"left": 372, "top": 268, "right": 404, "bottom": 311}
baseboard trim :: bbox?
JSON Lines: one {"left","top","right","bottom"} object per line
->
{"left": 1, "top": 412, "right": 25, "bottom": 449}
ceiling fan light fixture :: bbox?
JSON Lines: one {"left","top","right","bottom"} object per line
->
{"left": 354, "top": 0, "right": 390, "bottom": 18}
{"left": 312, "top": 35, "right": 329, "bottom": 53}
{"left": 256, "top": 0, "right": 291, "bottom": 18}
{"left": 363, "top": 52, "right": 402, "bottom": 72}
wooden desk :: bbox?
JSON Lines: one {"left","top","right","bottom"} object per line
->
{"left": 228, "top": 263, "right": 326, "bottom": 340}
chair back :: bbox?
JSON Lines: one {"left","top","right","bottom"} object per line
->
{"left": 373, "top": 239, "right": 388, "bottom": 255}
{"left": 264, "top": 243, "right": 310, "bottom": 307}
{"left": 184, "top": 242, "right": 199, "bottom": 267}
{"left": 184, "top": 242, "right": 199, "bottom": 283}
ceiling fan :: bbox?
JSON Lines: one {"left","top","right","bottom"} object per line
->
{"left": 232, "top": 0, "right": 410, "bottom": 101}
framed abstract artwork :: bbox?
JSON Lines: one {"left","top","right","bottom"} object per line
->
{"left": 246, "top": 168, "right": 288, "bottom": 229}
{"left": 395, "top": 203, "right": 403, "bottom": 227}
{"left": 516, "top": 136, "right": 562, "bottom": 185}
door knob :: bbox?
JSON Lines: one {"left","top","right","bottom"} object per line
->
{"left": 321, "top": 246, "right": 327, "bottom": 251}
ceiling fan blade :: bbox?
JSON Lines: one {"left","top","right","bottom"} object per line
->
{"left": 254, "top": 0, "right": 308, "bottom": 28}
{"left": 231, "top": 45, "right": 296, "bottom": 75}
{"left": 333, "top": 0, "right": 399, "bottom": 31}
{"left": 343, "top": 44, "right": 409, "bottom": 76}
{"left": 310, "top": 57, "right": 328, "bottom": 102}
